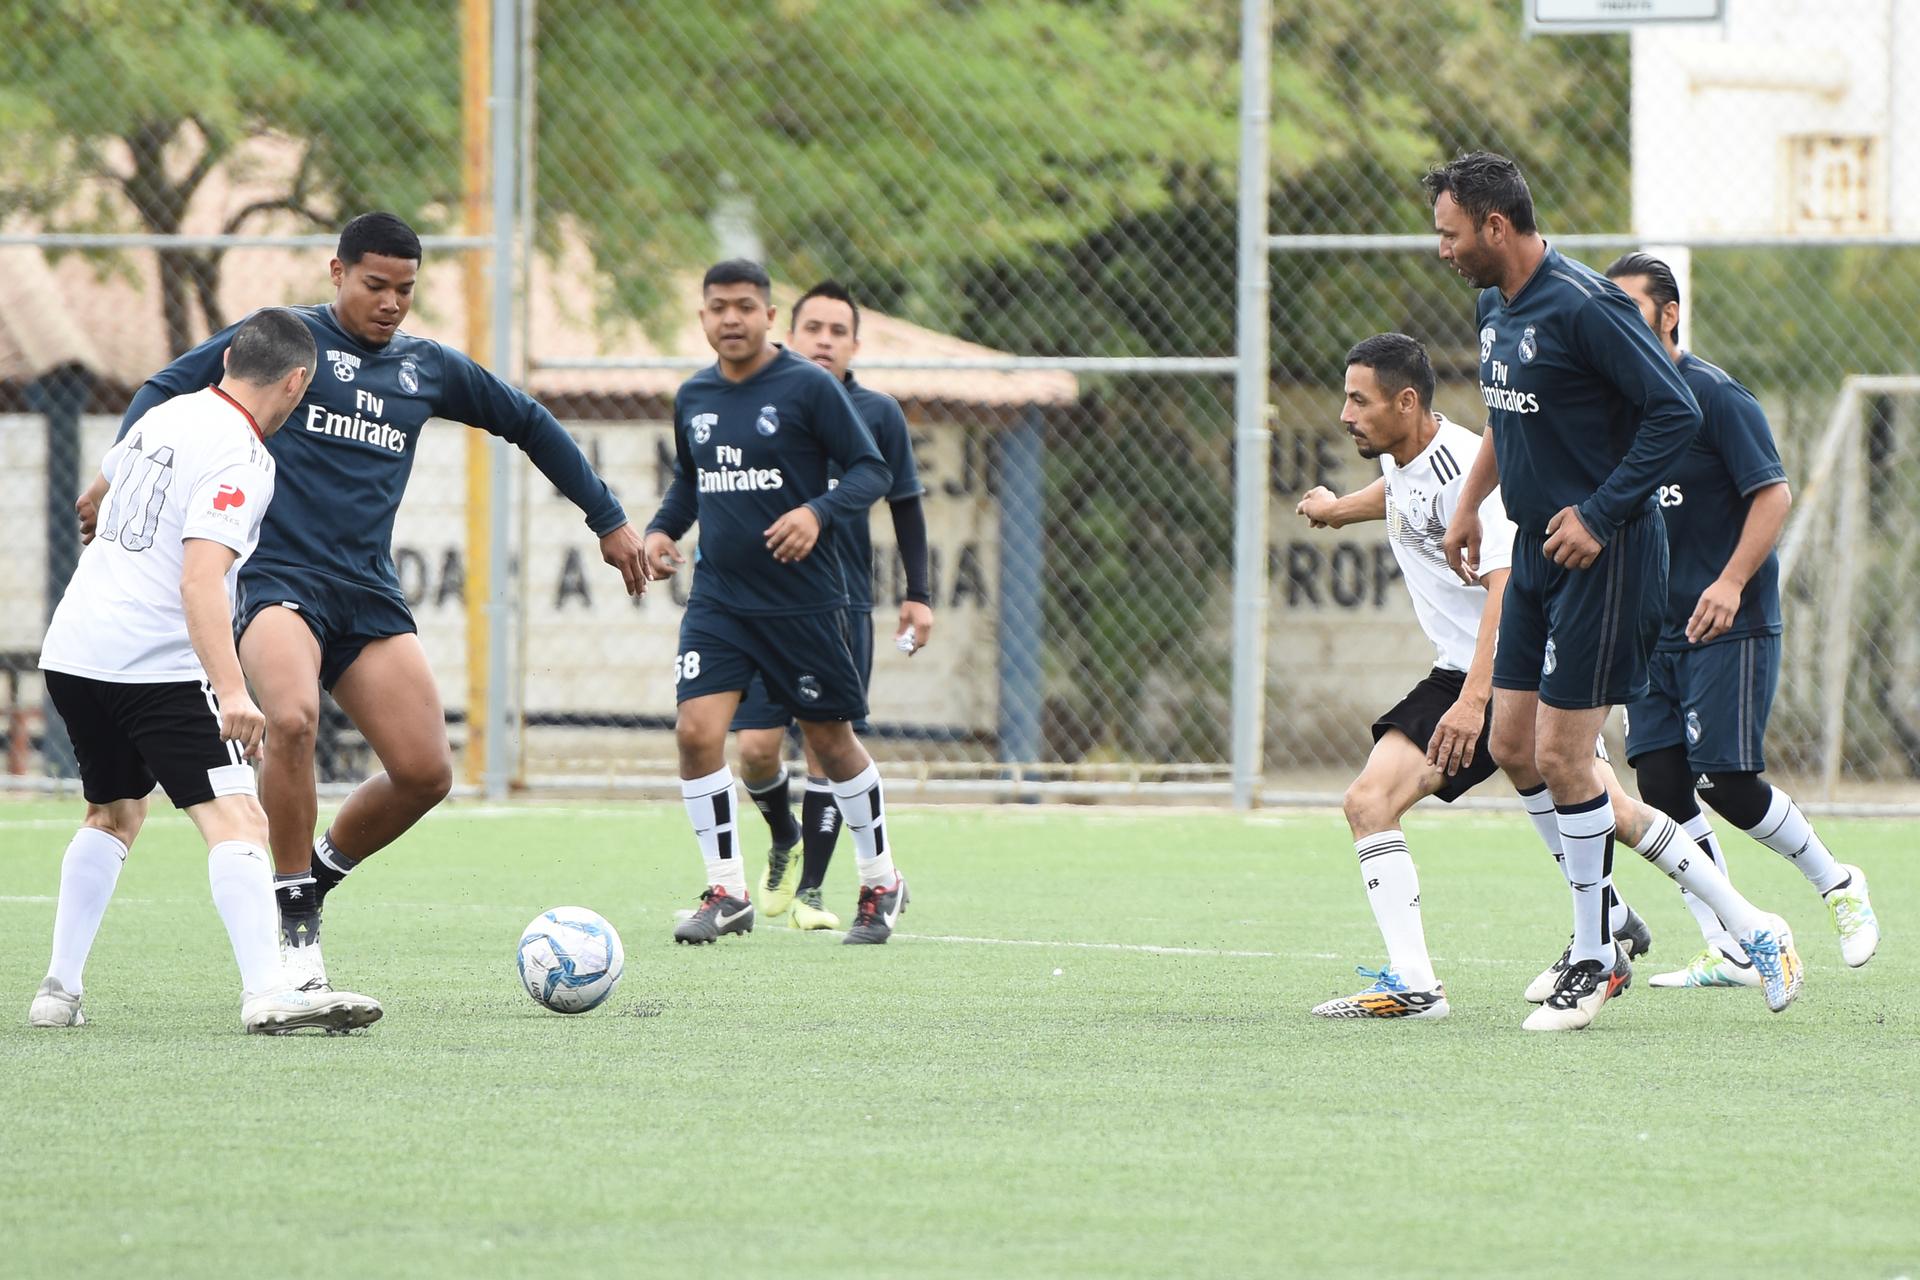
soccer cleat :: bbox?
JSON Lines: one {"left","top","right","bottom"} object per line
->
{"left": 1522, "top": 947, "right": 1631, "bottom": 1031}
{"left": 1311, "top": 967, "right": 1449, "bottom": 1020}
{"left": 281, "top": 937, "right": 331, "bottom": 994}
{"left": 841, "top": 877, "right": 909, "bottom": 945}
{"left": 1736, "top": 914, "right": 1804, "bottom": 1013}
{"left": 1525, "top": 910, "right": 1652, "bottom": 1003}
{"left": 758, "top": 842, "right": 802, "bottom": 919}
{"left": 1648, "top": 947, "right": 1763, "bottom": 988}
{"left": 27, "top": 976, "right": 84, "bottom": 1027}
{"left": 787, "top": 886, "right": 840, "bottom": 931}
{"left": 672, "top": 887, "right": 755, "bottom": 944}
{"left": 1824, "top": 865, "right": 1879, "bottom": 968}
{"left": 242, "top": 987, "right": 383, "bottom": 1035}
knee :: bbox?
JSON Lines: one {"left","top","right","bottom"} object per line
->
{"left": 1533, "top": 736, "right": 1590, "bottom": 789}
{"left": 737, "top": 734, "right": 782, "bottom": 781}
{"left": 230, "top": 796, "right": 271, "bottom": 849}
{"left": 392, "top": 752, "right": 453, "bottom": 807}
{"left": 1342, "top": 778, "right": 1391, "bottom": 835}
{"left": 1488, "top": 723, "right": 1529, "bottom": 774}
{"left": 1700, "top": 771, "right": 1772, "bottom": 829}
{"left": 266, "top": 697, "right": 320, "bottom": 746}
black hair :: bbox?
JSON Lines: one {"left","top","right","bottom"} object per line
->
{"left": 1421, "top": 151, "right": 1537, "bottom": 235}
{"left": 225, "top": 307, "right": 317, "bottom": 386}
{"left": 790, "top": 279, "right": 860, "bottom": 335}
{"left": 1345, "top": 332, "right": 1435, "bottom": 410}
{"left": 1604, "top": 252, "right": 1682, "bottom": 344}
{"left": 336, "top": 212, "right": 422, "bottom": 266}
{"left": 702, "top": 258, "right": 772, "bottom": 298}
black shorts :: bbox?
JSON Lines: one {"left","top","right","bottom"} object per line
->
{"left": 237, "top": 563, "right": 417, "bottom": 692}
{"left": 1624, "top": 635, "right": 1779, "bottom": 773}
{"left": 675, "top": 600, "right": 868, "bottom": 723}
{"left": 44, "top": 671, "right": 256, "bottom": 809}
{"left": 1372, "top": 667, "right": 1500, "bottom": 803}
{"left": 732, "top": 609, "right": 875, "bottom": 733}
{"left": 1492, "top": 512, "right": 1668, "bottom": 711}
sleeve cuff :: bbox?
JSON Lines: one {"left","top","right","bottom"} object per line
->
{"left": 1573, "top": 501, "right": 1618, "bottom": 547}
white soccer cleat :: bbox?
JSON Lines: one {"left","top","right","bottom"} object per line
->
{"left": 242, "top": 987, "right": 383, "bottom": 1035}
{"left": 28, "top": 976, "right": 84, "bottom": 1027}
{"left": 1825, "top": 865, "right": 1879, "bottom": 968}
{"left": 1523, "top": 948, "right": 1631, "bottom": 1032}
{"left": 1647, "top": 948, "right": 1763, "bottom": 989}
{"left": 1735, "top": 914, "right": 1804, "bottom": 1014}
{"left": 281, "top": 936, "right": 331, "bottom": 993}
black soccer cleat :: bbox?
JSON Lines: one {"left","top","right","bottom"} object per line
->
{"left": 673, "top": 887, "right": 755, "bottom": 944}
{"left": 841, "top": 878, "right": 909, "bottom": 945}
{"left": 1613, "top": 904, "right": 1653, "bottom": 961}
{"left": 1525, "top": 910, "right": 1651, "bottom": 1003}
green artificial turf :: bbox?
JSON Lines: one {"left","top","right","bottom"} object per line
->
{"left": 1, "top": 797, "right": 1916, "bottom": 1278}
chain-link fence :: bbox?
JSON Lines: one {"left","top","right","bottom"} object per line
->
{"left": 6, "top": 1, "right": 1920, "bottom": 802}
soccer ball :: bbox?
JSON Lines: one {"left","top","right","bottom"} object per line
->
{"left": 517, "top": 907, "right": 625, "bottom": 1014}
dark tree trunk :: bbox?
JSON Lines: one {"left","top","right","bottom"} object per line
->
{"left": 119, "top": 118, "right": 227, "bottom": 357}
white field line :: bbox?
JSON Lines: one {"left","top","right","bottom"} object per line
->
{"left": 896, "top": 933, "right": 1288, "bottom": 958}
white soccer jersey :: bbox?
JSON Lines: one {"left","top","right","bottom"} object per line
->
{"left": 41, "top": 387, "right": 276, "bottom": 684}
{"left": 1381, "top": 415, "right": 1516, "bottom": 673}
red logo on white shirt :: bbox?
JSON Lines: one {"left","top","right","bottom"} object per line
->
{"left": 214, "top": 485, "right": 246, "bottom": 511}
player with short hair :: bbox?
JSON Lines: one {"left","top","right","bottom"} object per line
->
{"left": 1602, "top": 252, "right": 1879, "bottom": 986}
{"left": 645, "top": 260, "right": 911, "bottom": 946}
{"left": 82, "top": 213, "right": 648, "bottom": 996}
{"left": 32, "top": 308, "right": 381, "bottom": 1034}
{"left": 1297, "top": 334, "right": 1649, "bottom": 1019}
{"left": 731, "top": 280, "right": 932, "bottom": 932}
{"left": 1430, "top": 151, "right": 1803, "bottom": 1030}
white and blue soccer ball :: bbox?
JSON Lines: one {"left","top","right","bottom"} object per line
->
{"left": 517, "top": 907, "right": 625, "bottom": 1014}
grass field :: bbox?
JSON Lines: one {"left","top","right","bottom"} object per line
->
{"left": 1, "top": 796, "right": 1916, "bottom": 1279}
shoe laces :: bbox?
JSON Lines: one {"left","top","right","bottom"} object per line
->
{"left": 1355, "top": 966, "right": 1407, "bottom": 993}
{"left": 850, "top": 885, "right": 879, "bottom": 926}
{"left": 766, "top": 845, "right": 794, "bottom": 881}
{"left": 1546, "top": 959, "right": 1604, "bottom": 1008}
{"left": 1828, "top": 887, "right": 1871, "bottom": 937}
{"left": 797, "top": 887, "right": 823, "bottom": 910}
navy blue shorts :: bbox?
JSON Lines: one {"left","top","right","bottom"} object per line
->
{"left": 1493, "top": 514, "right": 1668, "bottom": 711}
{"left": 676, "top": 601, "right": 868, "bottom": 724}
{"left": 237, "top": 564, "right": 417, "bottom": 692}
{"left": 732, "top": 610, "right": 874, "bottom": 732}
{"left": 1623, "top": 635, "right": 1780, "bottom": 773}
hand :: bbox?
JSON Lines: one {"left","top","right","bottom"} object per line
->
{"left": 644, "top": 531, "right": 686, "bottom": 579}
{"left": 1427, "top": 696, "right": 1485, "bottom": 777}
{"left": 1443, "top": 507, "right": 1482, "bottom": 585}
{"left": 76, "top": 474, "right": 109, "bottom": 545}
{"left": 1544, "top": 506, "right": 1602, "bottom": 569}
{"left": 896, "top": 600, "right": 934, "bottom": 655}
{"left": 599, "top": 523, "right": 649, "bottom": 597}
{"left": 216, "top": 687, "right": 267, "bottom": 761}
{"left": 763, "top": 506, "right": 821, "bottom": 563}
{"left": 1295, "top": 486, "right": 1340, "bottom": 529}
{"left": 1686, "top": 575, "right": 1743, "bottom": 644}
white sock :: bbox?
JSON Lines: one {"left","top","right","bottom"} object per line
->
{"left": 1744, "top": 787, "right": 1848, "bottom": 895}
{"left": 1631, "top": 812, "right": 1765, "bottom": 938}
{"left": 207, "top": 841, "right": 287, "bottom": 994}
{"left": 1555, "top": 795, "right": 1617, "bottom": 967}
{"left": 1355, "top": 831, "right": 1435, "bottom": 989}
{"left": 1677, "top": 814, "right": 1740, "bottom": 956}
{"left": 46, "top": 827, "right": 128, "bottom": 994}
{"left": 1519, "top": 785, "right": 1568, "bottom": 879}
{"left": 831, "top": 763, "right": 896, "bottom": 889}
{"left": 682, "top": 767, "right": 747, "bottom": 896}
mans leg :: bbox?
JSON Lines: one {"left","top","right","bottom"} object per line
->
{"left": 790, "top": 737, "right": 842, "bottom": 931}
{"left": 237, "top": 606, "right": 325, "bottom": 878}
{"left": 33, "top": 798, "right": 145, "bottom": 1026}
{"left": 735, "top": 715, "right": 801, "bottom": 915}
{"left": 325, "top": 633, "right": 455, "bottom": 868}
{"left": 1632, "top": 742, "right": 1756, "bottom": 988}
{"left": 1310, "top": 729, "right": 1447, "bottom": 1017}
{"left": 672, "top": 691, "right": 754, "bottom": 944}
{"left": 800, "top": 719, "right": 906, "bottom": 945}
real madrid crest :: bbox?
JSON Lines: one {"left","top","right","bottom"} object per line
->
{"left": 398, "top": 357, "right": 419, "bottom": 395}
{"left": 1518, "top": 325, "right": 1538, "bottom": 364}
{"left": 756, "top": 403, "right": 780, "bottom": 436}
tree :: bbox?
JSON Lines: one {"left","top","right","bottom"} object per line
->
{"left": 1, "top": 0, "right": 458, "bottom": 357}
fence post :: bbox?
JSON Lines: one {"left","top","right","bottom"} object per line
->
{"left": 485, "top": 0, "right": 520, "bottom": 800}
{"left": 1230, "top": 0, "right": 1272, "bottom": 809}
{"left": 997, "top": 405, "right": 1044, "bottom": 769}
{"left": 31, "top": 364, "right": 93, "bottom": 777}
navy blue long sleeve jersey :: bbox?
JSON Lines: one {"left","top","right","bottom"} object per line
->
{"left": 119, "top": 303, "right": 627, "bottom": 596}
{"left": 835, "top": 374, "right": 925, "bottom": 612}
{"left": 647, "top": 347, "right": 891, "bottom": 616}
{"left": 1476, "top": 247, "right": 1701, "bottom": 543}
{"left": 1655, "top": 353, "right": 1788, "bottom": 650}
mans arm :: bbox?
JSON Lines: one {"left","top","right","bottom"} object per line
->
{"left": 1685, "top": 483, "right": 1790, "bottom": 644}
{"left": 180, "top": 539, "right": 266, "bottom": 758}
{"left": 643, "top": 425, "right": 699, "bottom": 580}
{"left": 1442, "top": 427, "right": 1499, "bottom": 584}
{"left": 117, "top": 326, "right": 238, "bottom": 441}
{"left": 763, "top": 375, "right": 891, "bottom": 563}
{"left": 439, "top": 349, "right": 646, "bottom": 595}
{"left": 1551, "top": 299, "right": 1701, "bottom": 567}
{"left": 1428, "top": 567, "right": 1509, "bottom": 775}
{"left": 890, "top": 496, "right": 932, "bottom": 652}
{"left": 1296, "top": 477, "right": 1386, "bottom": 528}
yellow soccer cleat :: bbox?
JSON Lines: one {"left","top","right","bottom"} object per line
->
{"left": 758, "top": 843, "right": 802, "bottom": 918}
{"left": 787, "top": 886, "right": 839, "bottom": 931}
